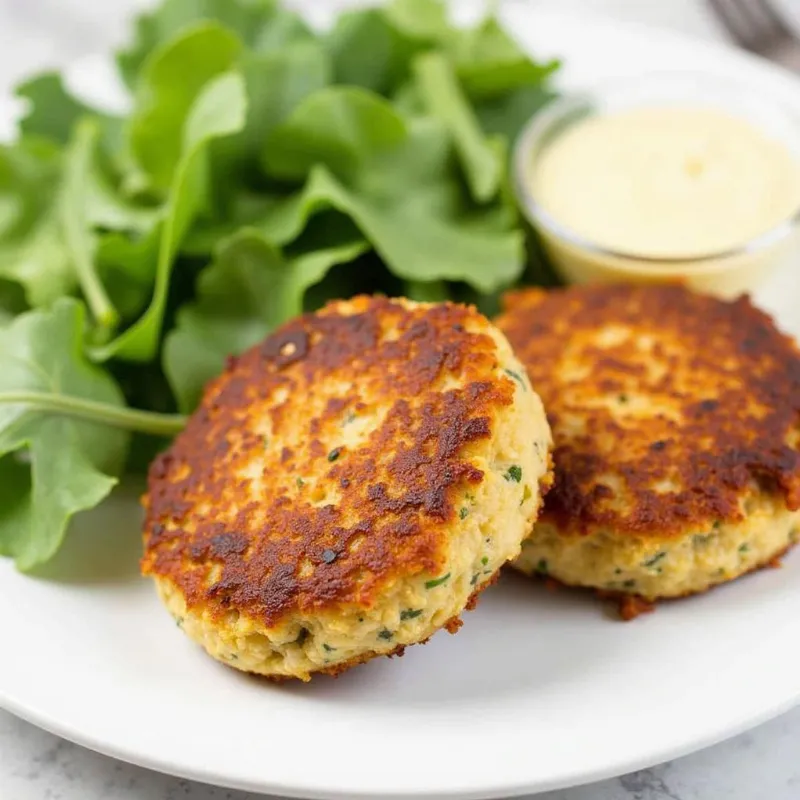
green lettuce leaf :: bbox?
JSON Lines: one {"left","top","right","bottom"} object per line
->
{"left": 261, "top": 90, "right": 523, "bottom": 293}
{"left": 128, "top": 23, "right": 243, "bottom": 194}
{"left": 0, "top": 299, "right": 129, "bottom": 570}
{"left": 93, "top": 70, "right": 247, "bottom": 362}
{"left": 0, "top": 138, "right": 75, "bottom": 308}
{"left": 447, "top": 17, "right": 560, "bottom": 100}
{"left": 117, "top": 0, "right": 312, "bottom": 89}
{"left": 164, "top": 226, "right": 367, "bottom": 411}
{"left": 413, "top": 51, "right": 503, "bottom": 202}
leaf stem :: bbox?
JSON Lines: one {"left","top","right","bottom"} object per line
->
{"left": 60, "top": 120, "right": 120, "bottom": 331}
{"left": 0, "top": 392, "right": 187, "bottom": 437}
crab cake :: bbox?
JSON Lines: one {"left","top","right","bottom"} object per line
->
{"left": 497, "top": 284, "right": 800, "bottom": 616}
{"left": 142, "top": 296, "right": 552, "bottom": 680}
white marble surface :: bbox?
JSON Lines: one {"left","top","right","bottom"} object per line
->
{"left": 1, "top": 0, "right": 800, "bottom": 798}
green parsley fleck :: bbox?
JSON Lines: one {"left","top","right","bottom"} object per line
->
{"left": 400, "top": 609, "right": 423, "bottom": 621}
{"left": 328, "top": 447, "right": 342, "bottom": 462}
{"left": 425, "top": 572, "right": 451, "bottom": 589}
{"left": 470, "top": 573, "right": 480, "bottom": 585}
{"left": 713, "top": 520, "right": 722, "bottom": 530}
{"left": 459, "top": 507, "right": 469, "bottom": 519}
{"left": 504, "top": 368, "right": 527, "bottom": 391}
{"left": 614, "top": 568, "right": 622, "bottom": 575}
{"left": 228, "top": 653, "right": 239, "bottom": 660}
{"left": 296, "top": 477, "right": 305, "bottom": 488}
{"left": 465, "top": 493, "right": 476, "bottom": 505}
{"left": 739, "top": 543, "right": 750, "bottom": 554}
{"left": 343, "top": 411, "right": 356, "bottom": 426}
{"left": 694, "top": 534, "right": 712, "bottom": 546}
{"left": 378, "top": 629, "right": 393, "bottom": 641}
{"left": 481, "top": 556, "right": 489, "bottom": 566}
{"left": 535, "top": 558, "right": 548, "bottom": 575}
{"left": 504, "top": 465, "right": 522, "bottom": 483}
{"left": 175, "top": 617, "right": 184, "bottom": 629}
{"left": 618, "top": 393, "right": 629, "bottom": 404}
{"left": 323, "top": 643, "right": 336, "bottom": 653}
{"left": 623, "top": 579, "right": 637, "bottom": 589}
{"left": 642, "top": 551, "right": 667, "bottom": 568}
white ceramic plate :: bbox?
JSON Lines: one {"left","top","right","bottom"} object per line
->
{"left": 3, "top": 5, "right": 800, "bottom": 799}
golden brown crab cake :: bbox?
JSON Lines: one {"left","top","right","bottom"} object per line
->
{"left": 142, "top": 296, "right": 552, "bottom": 680}
{"left": 497, "top": 284, "right": 800, "bottom": 615}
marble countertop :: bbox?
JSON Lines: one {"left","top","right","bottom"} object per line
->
{"left": 1, "top": 1, "right": 800, "bottom": 798}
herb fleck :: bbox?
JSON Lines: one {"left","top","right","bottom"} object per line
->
{"left": 739, "top": 543, "right": 750, "bottom": 554}
{"left": 459, "top": 507, "right": 469, "bottom": 519}
{"left": 618, "top": 393, "right": 628, "bottom": 404}
{"left": 296, "top": 477, "right": 305, "bottom": 488}
{"left": 400, "top": 608, "right": 423, "bottom": 621}
{"left": 323, "top": 643, "right": 336, "bottom": 652}
{"left": 470, "top": 573, "right": 480, "bottom": 585}
{"left": 175, "top": 617, "right": 184, "bottom": 629}
{"left": 481, "top": 556, "right": 489, "bottom": 566}
{"left": 623, "top": 579, "right": 637, "bottom": 589}
{"left": 713, "top": 520, "right": 722, "bottom": 530}
{"left": 327, "top": 447, "right": 342, "bottom": 462}
{"left": 343, "top": 411, "right": 356, "bottom": 426}
{"left": 790, "top": 528, "right": 798, "bottom": 544}
{"left": 425, "top": 572, "right": 451, "bottom": 589}
{"left": 504, "top": 368, "right": 527, "bottom": 391}
{"left": 504, "top": 465, "right": 522, "bottom": 483}
{"left": 535, "top": 558, "right": 548, "bottom": 575}
{"left": 642, "top": 551, "right": 666, "bottom": 568}
{"left": 378, "top": 628, "right": 393, "bottom": 641}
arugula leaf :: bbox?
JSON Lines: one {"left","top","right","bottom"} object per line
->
{"left": 0, "top": 299, "right": 128, "bottom": 570}
{"left": 385, "top": 0, "right": 449, "bottom": 41}
{"left": 93, "top": 70, "right": 247, "bottom": 363}
{"left": 164, "top": 226, "right": 367, "bottom": 411}
{"left": 129, "top": 23, "right": 242, "bottom": 194}
{"left": 60, "top": 119, "right": 120, "bottom": 332}
{"left": 326, "top": 8, "right": 419, "bottom": 96}
{"left": 263, "top": 87, "right": 407, "bottom": 182}
{"left": 264, "top": 164, "right": 522, "bottom": 294}
{"left": 15, "top": 73, "right": 99, "bottom": 144}
{"left": 413, "top": 51, "right": 503, "bottom": 202}
{"left": 447, "top": 18, "right": 560, "bottom": 101}
{"left": 212, "top": 41, "right": 330, "bottom": 196}
{"left": 261, "top": 89, "right": 523, "bottom": 293}
{"left": 117, "top": 0, "right": 312, "bottom": 89}
{"left": 0, "top": 138, "right": 76, "bottom": 308}
{"left": 475, "top": 84, "right": 556, "bottom": 143}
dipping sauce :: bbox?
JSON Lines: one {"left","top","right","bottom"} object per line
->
{"left": 530, "top": 107, "right": 800, "bottom": 259}
{"left": 514, "top": 79, "right": 800, "bottom": 298}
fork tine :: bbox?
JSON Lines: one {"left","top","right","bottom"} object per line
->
{"left": 707, "top": 0, "right": 752, "bottom": 47}
{"left": 749, "top": 0, "right": 796, "bottom": 40}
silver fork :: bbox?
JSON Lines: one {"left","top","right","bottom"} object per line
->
{"left": 707, "top": 0, "right": 800, "bottom": 71}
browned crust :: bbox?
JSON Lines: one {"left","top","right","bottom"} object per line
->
{"left": 497, "top": 284, "right": 800, "bottom": 537}
{"left": 536, "top": 540, "right": 797, "bottom": 620}
{"left": 142, "top": 296, "right": 516, "bottom": 628}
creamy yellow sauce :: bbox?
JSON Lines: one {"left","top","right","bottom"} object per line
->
{"left": 531, "top": 107, "right": 800, "bottom": 259}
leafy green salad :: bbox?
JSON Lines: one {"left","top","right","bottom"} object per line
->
{"left": 0, "top": 0, "right": 558, "bottom": 570}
